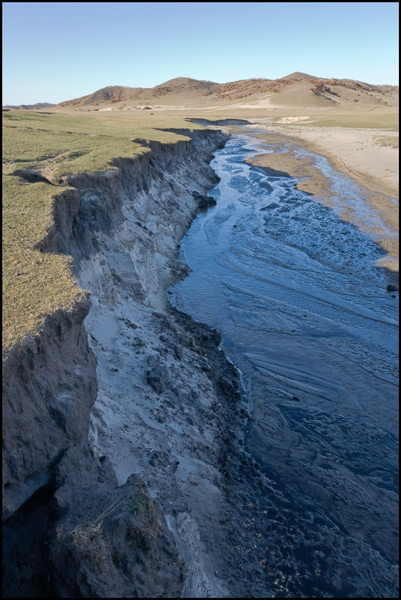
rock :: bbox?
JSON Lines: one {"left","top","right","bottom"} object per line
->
{"left": 174, "top": 344, "right": 183, "bottom": 359}
{"left": 201, "top": 362, "right": 214, "bottom": 376}
{"left": 146, "top": 360, "right": 168, "bottom": 394}
{"left": 218, "top": 376, "right": 237, "bottom": 396}
{"left": 180, "top": 333, "right": 196, "bottom": 349}
{"left": 193, "top": 191, "right": 217, "bottom": 212}
{"left": 149, "top": 451, "right": 169, "bottom": 467}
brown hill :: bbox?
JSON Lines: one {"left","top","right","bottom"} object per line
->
{"left": 55, "top": 74, "right": 398, "bottom": 111}
{"left": 59, "top": 78, "right": 219, "bottom": 108}
{"left": 58, "top": 86, "right": 145, "bottom": 107}
{"left": 277, "top": 71, "right": 314, "bottom": 81}
{"left": 148, "top": 77, "right": 218, "bottom": 95}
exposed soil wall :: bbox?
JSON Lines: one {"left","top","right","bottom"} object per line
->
{"left": 4, "top": 128, "right": 267, "bottom": 598}
{"left": 7, "top": 124, "right": 394, "bottom": 598}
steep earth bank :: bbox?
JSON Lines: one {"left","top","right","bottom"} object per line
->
{"left": 3, "top": 128, "right": 268, "bottom": 598}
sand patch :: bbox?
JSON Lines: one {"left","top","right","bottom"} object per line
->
{"left": 248, "top": 142, "right": 333, "bottom": 200}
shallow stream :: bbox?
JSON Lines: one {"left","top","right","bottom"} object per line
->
{"left": 171, "top": 131, "right": 399, "bottom": 596}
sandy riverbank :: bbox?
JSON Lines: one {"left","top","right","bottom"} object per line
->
{"left": 242, "top": 121, "right": 399, "bottom": 272}
{"left": 250, "top": 121, "right": 399, "bottom": 198}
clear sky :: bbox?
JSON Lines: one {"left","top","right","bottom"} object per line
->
{"left": 2, "top": 1, "right": 399, "bottom": 105}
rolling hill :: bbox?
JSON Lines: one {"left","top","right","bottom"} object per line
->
{"left": 54, "top": 73, "right": 398, "bottom": 112}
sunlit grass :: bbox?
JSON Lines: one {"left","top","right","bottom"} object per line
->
{"left": 2, "top": 175, "right": 83, "bottom": 349}
{"left": 2, "top": 109, "right": 202, "bottom": 351}
{"left": 2, "top": 109, "right": 201, "bottom": 177}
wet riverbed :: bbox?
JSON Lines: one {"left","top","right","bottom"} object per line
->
{"left": 171, "top": 131, "right": 399, "bottom": 597}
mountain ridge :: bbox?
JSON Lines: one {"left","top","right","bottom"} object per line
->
{"left": 5, "top": 73, "right": 398, "bottom": 111}
{"left": 56, "top": 73, "right": 398, "bottom": 110}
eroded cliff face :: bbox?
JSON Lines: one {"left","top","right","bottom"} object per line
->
{"left": 4, "top": 128, "right": 255, "bottom": 598}
{"left": 2, "top": 298, "right": 95, "bottom": 521}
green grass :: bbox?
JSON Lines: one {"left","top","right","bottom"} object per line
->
{"left": 2, "top": 109, "right": 201, "bottom": 177}
{"left": 2, "top": 109, "right": 202, "bottom": 351}
{"left": 373, "top": 135, "right": 399, "bottom": 148}
{"left": 129, "top": 491, "right": 146, "bottom": 517}
{"left": 2, "top": 174, "right": 83, "bottom": 350}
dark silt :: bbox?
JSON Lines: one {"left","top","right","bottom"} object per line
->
{"left": 172, "top": 131, "right": 399, "bottom": 597}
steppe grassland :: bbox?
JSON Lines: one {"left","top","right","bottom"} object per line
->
{"left": 3, "top": 104, "right": 398, "bottom": 350}
{"left": 2, "top": 109, "right": 203, "bottom": 350}
{"left": 293, "top": 111, "right": 399, "bottom": 131}
{"left": 194, "top": 101, "right": 398, "bottom": 130}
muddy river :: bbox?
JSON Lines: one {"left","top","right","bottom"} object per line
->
{"left": 171, "top": 130, "right": 399, "bottom": 597}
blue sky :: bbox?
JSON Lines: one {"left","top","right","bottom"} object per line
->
{"left": 2, "top": 2, "right": 399, "bottom": 104}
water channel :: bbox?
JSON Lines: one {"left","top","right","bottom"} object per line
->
{"left": 171, "top": 129, "right": 399, "bottom": 597}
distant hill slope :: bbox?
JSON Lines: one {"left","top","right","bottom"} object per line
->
{"left": 58, "top": 77, "right": 220, "bottom": 108}
{"left": 55, "top": 73, "right": 398, "bottom": 110}
{"left": 277, "top": 71, "right": 315, "bottom": 81}
{"left": 149, "top": 77, "right": 219, "bottom": 95}
{"left": 3, "top": 102, "right": 56, "bottom": 111}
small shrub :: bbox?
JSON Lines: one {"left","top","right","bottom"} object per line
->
{"left": 55, "top": 520, "right": 108, "bottom": 570}
{"left": 129, "top": 491, "right": 146, "bottom": 517}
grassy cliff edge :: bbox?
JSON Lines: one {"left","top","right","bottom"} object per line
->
{"left": 2, "top": 109, "right": 204, "bottom": 351}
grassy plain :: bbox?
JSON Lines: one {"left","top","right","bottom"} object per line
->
{"left": 2, "top": 101, "right": 399, "bottom": 350}
{"left": 294, "top": 112, "right": 399, "bottom": 130}
{"left": 2, "top": 109, "right": 202, "bottom": 350}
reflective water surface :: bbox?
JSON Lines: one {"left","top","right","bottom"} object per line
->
{"left": 171, "top": 132, "right": 399, "bottom": 597}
